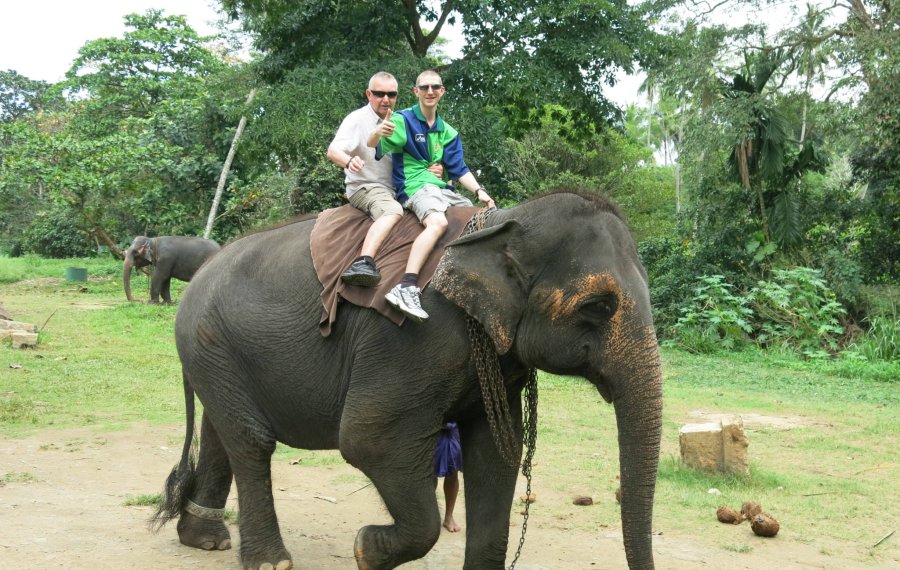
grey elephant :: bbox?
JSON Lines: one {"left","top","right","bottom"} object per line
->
{"left": 152, "top": 189, "right": 663, "bottom": 569}
{"left": 123, "top": 236, "right": 220, "bottom": 304}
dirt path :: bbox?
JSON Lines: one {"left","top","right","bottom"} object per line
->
{"left": 0, "top": 424, "right": 893, "bottom": 569}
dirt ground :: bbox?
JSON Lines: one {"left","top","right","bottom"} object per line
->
{"left": 0, "top": 423, "right": 894, "bottom": 569}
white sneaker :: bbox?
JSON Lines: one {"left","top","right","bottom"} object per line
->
{"left": 385, "top": 284, "right": 429, "bottom": 322}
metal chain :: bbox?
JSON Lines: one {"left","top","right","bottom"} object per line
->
{"left": 460, "top": 208, "right": 539, "bottom": 570}
{"left": 467, "top": 315, "right": 518, "bottom": 464}
{"left": 506, "top": 368, "right": 538, "bottom": 570}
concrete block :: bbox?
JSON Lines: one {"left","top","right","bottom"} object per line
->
{"left": 0, "top": 320, "right": 37, "bottom": 332}
{"left": 679, "top": 416, "right": 749, "bottom": 475}
{"left": 11, "top": 331, "right": 39, "bottom": 349}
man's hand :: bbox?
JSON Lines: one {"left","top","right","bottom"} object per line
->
{"left": 476, "top": 187, "right": 496, "bottom": 209}
{"left": 426, "top": 162, "right": 445, "bottom": 177}
{"left": 375, "top": 108, "right": 395, "bottom": 138}
{"left": 346, "top": 156, "right": 365, "bottom": 173}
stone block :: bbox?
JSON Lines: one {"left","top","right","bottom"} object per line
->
{"left": 679, "top": 416, "right": 749, "bottom": 475}
{"left": 0, "top": 329, "right": 13, "bottom": 342}
{"left": 11, "top": 331, "right": 39, "bottom": 349}
{"left": 0, "top": 320, "right": 37, "bottom": 332}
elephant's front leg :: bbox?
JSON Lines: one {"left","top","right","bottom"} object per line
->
{"left": 459, "top": 396, "right": 523, "bottom": 569}
{"left": 340, "top": 415, "right": 443, "bottom": 569}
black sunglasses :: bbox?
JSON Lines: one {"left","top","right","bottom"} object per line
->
{"left": 417, "top": 84, "right": 443, "bottom": 92}
{"left": 370, "top": 90, "right": 398, "bottom": 98}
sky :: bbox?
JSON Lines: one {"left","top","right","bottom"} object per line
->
{"left": 0, "top": 0, "right": 643, "bottom": 107}
{"left": 1, "top": 0, "right": 223, "bottom": 83}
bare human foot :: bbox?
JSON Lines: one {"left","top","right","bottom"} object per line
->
{"left": 443, "top": 516, "right": 461, "bottom": 533}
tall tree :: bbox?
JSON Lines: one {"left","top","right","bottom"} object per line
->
{"left": 221, "top": 0, "right": 664, "bottom": 127}
{"left": 0, "top": 70, "right": 54, "bottom": 123}
{"left": 60, "top": 10, "right": 226, "bottom": 136}
{"left": 0, "top": 10, "right": 241, "bottom": 253}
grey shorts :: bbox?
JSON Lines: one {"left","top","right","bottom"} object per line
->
{"left": 348, "top": 185, "right": 403, "bottom": 220}
{"left": 405, "top": 184, "right": 473, "bottom": 222}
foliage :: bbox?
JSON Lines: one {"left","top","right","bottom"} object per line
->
{"left": 22, "top": 208, "right": 96, "bottom": 258}
{"left": 748, "top": 267, "right": 845, "bottom": 356}
{"left": 845, "top": 305, "right": 900, "bottom": 363}
{"left": 222, "top": 0, "right": 666, "bottom": 129}
{"left": 669, "top": 268, "right": 847, "bottom": 358}
{"left": 643, "top": 0, "right": 898, "bottom": 309}
{"left": 503, "top": 106, "right": 672, "bottom": 231}
{"left": 58, "top": 10, "right": 227, "bottom": 136}
{"left": 0, "top": 11, "right": 242, "bottom": 251}
{"left": 0, "top": 70, "right": 57, "bottom": 123}
{"left": 638, "top": 237, "right": 711, "bottom": 336}
{"left": 670, "top": 275, "right": 754, "bottom": 353}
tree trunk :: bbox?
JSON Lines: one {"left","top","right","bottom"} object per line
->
{"left": 674, "top": 107, "right": 686, "bottom": 213}
{"left": 204, "top": 88, "right": 258, "bottom": 240}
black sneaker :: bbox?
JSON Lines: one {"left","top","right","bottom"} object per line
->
{"left": 340, "top": 259, "right": 381, "bottom": 287}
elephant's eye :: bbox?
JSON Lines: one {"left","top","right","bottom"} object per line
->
{"left": 578, "top": 294, "right": 618, "bottom": 323}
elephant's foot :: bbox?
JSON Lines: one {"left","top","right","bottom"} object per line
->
{"left": 355, "top": 526, "right": 390, "bottom": 570}
{"left": 176, "top": 511, "right": 232, "bottom": 551}
{"left": 355, "top": 524, "right": 434, "bottom": 570}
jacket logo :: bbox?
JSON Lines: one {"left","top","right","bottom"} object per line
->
{"left": 415, "top": 133, "right": 426, "bottom": 143}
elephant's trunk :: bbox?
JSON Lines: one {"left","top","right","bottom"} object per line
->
{"left": 612, "top": 338, "right": 663, "bottom": 570}
{"left": 123, "top": 253, "right": 135, "bottom": 301}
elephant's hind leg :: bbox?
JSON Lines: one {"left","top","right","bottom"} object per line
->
{"left": 214, "top": 411, "right": 292, "bottom": 570}
{"left": 177, "top": 413, "right": 233, "bottom": 551}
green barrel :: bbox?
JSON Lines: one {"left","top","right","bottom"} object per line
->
{"left": 65, "top": 267, "right": 88, "bottom": 282}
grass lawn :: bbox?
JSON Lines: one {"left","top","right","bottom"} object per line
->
{"left": 1, "top": 255, "right": 897, "bottom": 565}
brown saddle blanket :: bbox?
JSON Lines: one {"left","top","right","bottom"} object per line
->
{"left": 311, "top": 204, "right": 478, "bottom": 336}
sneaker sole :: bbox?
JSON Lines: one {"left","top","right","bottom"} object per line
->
{"left": 340, "top": 273, "right": 381, "bottom": 287}
{"left": 385, "top": 291, "right": 428, "bottom": 322}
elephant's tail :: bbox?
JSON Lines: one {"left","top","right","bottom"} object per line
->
{"left": 149, "top": 376, "right": 197, "bottom": 532}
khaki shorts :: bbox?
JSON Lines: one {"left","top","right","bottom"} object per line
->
{"left": 405, "top": 184, "right": 473, "bottom": 222}
{"left": 348, "top": 185, "right": 403, "bottom": 220}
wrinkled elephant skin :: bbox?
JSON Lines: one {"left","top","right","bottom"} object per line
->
{"left": 123, "top": 236, "right": 220, "bottom": 303}
{"left": 153, "top": 190, "right": 663, "bottom": 570}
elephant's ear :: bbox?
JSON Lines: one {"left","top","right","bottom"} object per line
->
{"left": 432, "top": 220, "right": 527, "bottom": 355}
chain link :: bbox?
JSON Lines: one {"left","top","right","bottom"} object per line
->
{"left": 460, "top": 208, "right": 539, "bottom": 570}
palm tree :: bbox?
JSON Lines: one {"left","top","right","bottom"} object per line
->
{"left": 724, "top": 51, "right": 791, "bottom": 241}
{"left": 791, "top": 4, "right": 831, "bottom": 144}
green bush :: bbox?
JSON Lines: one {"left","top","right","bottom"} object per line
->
{"left": 670, "top": 275, "right": 754, "bottom": 353}
{"left": 668, "top": 268, "right": 850, "bottom": 358}
{"left": 639, "top": 237, "right": 717, "bottom": 338}
{"left": 749, "top": 268, "right": 845, "bottom": 357}
{"left": 22, "top": 210, "right": 95, "bottom": 258}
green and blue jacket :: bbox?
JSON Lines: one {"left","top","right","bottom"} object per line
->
{"left": 375, "top": 104, "right": 471, "bottom": 203}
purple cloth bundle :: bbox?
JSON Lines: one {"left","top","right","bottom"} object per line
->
{"left": 433, "top": 422, "right": 462, "bottom": 477}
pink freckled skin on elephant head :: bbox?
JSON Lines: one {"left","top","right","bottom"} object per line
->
{"left": 543, "top": 273, "right": 634, "bottom": 322}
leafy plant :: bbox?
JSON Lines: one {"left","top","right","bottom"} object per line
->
{"left": 671, "top": 275, "right": 753, "bottom": 353}
{"left": 748, "top": 267, "right": 844, "bottom": 356}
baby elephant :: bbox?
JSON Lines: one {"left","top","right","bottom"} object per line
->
{"left": 123, "top": 236, "right": 221, "bottom": 304}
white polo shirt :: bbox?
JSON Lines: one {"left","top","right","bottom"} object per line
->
{"left": 329, "top": 104, "right": 394, "bottom": 198}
